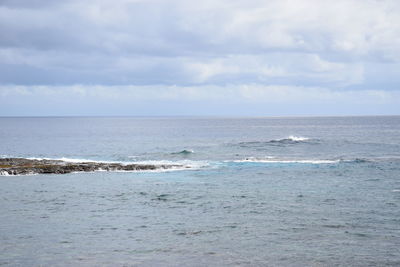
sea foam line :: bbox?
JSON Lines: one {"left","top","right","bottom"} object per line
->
{"left": 129, "top": 159, "right": 210, "bottom": 170}
{"left": 25, "top": 157, "right": 207, "bottom": 167}
{"left": 230, "top": 158, "right": 339, "bottom": 164}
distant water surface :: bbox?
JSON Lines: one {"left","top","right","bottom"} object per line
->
{"left": 0, "top": 116, "right": 400, "bottom": 266}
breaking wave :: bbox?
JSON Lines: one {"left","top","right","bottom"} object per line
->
{"left": 127, "top": 159, "right": 209, "bottom": 170}
{"left": 236, "top": 136, "right": 316, "bottom": 147}
{"left": 273, "top": 136, "right": 310, "bottom": 142}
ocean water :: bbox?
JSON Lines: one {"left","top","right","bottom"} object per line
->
{"left": 0, "top": 116, "right": 400, "bottom": 266}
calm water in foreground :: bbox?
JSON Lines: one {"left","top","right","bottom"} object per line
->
{"left": 0, "top": 116, "right": 400, "bottom": 266}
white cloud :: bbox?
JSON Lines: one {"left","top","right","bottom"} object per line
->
{"left": 1, "top": 0, "right": 400, "bottom": 58}
{"left": 1, "top": 0, "right": 400, "bottom": 115}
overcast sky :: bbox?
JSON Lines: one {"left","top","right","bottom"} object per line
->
{"left": 1, "top": 0, "right": 400, "bottom": 116}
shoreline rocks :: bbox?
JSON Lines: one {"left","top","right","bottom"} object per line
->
{"left": 0, "top": 158, "right": 186, "bottom": 175}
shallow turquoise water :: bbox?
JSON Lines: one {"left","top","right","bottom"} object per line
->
{"left": 1, "top": 117, "right": 400, "bottom": 266}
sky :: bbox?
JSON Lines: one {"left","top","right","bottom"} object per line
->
{"left": 1, "top": 0, "right": 400, "bottom": 116}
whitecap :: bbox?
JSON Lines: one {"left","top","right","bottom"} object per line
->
{"left": 0, "top": 171, "right": 10, "bottom": 176}
{"left": 286, "top": 135, "right": 310, "bottom": 142}
{"left": 271, "top": 136, "right": 311, "bottom": 142}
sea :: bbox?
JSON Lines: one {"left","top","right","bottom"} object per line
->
{"left": 0, "top": 116, "right": 399, "bottom": 266}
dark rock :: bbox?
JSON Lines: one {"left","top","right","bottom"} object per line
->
{"left": 0, "top": 158, "right": 184, "bottom": 175}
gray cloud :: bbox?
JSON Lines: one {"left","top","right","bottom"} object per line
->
{"left": 0, "top": 0, "right": 61, "bottom": 9}
{"left": 0, "top": 0, "right": 399, "bottom": 115}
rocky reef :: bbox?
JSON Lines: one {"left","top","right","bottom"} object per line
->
{"left": 0, "top": 158, "right": 186, "bottom": 175}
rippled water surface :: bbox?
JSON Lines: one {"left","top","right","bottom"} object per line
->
{"left": 1, "top": 117, "right": 400, "bottom": 266}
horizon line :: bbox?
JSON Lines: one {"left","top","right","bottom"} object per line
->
{"left": 1, "top": 114, "right": 399, "bottom": 118}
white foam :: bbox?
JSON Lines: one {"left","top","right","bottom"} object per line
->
{"left": 25, "top": 157, "right": 116, "bottom": 163}
{"left": 130, "top": 159, "right": 210, "bottom": 170}
{"left": 232, "top": 157, "right": 338, "bottom": 164}
{"left": 26, "top": 157, "right": 80, "bottom": 162}
{"left": 65, "top": 164, "right": 197, "bottom": 174}
{"left": 0, "top": 170, "right": 38, "bottom": 176}
{"left": 120, "top": 166, "right": 193, "bottom": 173}
{"left": 25, "top": 157, "right": 202, "bottom": 166}
{"left": 287, "top": 135, "right": 310, "bottom": 141}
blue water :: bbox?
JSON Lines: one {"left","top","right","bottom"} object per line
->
{"left": 1, "top": 117, "right": 400, "bottom": 266}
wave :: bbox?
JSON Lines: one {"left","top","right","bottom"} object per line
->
{"left": 171, "top": 150, "right": 194, "bottom": 155}
{"left": 0, "top": 170, "right": 10, "bottom": 176}
{"left": 236, "top": 136, "right": 315, "bottom": 147}
{"left": 273, "top": 136, "right": 310, "bottom": 142}
{"left": 2, "top": 154, "right": 397, "bottom": 176}
{"left": 340, "top": 158, "right": 370, "bottom": 164}
{"left": 126, "top": 159, "right": 209, "bottom": 170}
{"left": 229, "top": 156, "right": 394, "bottom": 165}
{"left": 231, "top": 157, "right": 339, "bottom": 164}
{"left": 25, "top": 157, "right": 204, "bottom": 168}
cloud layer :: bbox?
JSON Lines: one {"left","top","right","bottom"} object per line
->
{"left": 1, "top": 0, "right": 400, "bottom": 115}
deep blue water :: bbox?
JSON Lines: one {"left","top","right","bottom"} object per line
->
{"left": 1, "top": 116, "right": 400, "bottom": 266}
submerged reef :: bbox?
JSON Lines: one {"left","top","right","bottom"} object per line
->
{"left": 0, "top": 158, "right": 185, "bottom": 175}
